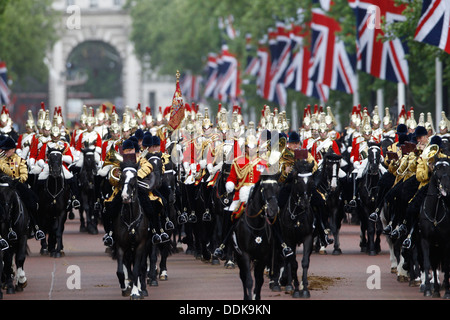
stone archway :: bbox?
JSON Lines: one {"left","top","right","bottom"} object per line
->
{"left": 48, "top": 6, "right": 141, "bottom": 118}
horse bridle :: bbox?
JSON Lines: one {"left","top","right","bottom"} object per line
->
{"left": 286, "top": 172, "right": 313, "bottom": 223}
{"left": 423, "top": 161, "right": 450, "bottom": 226}
{"left": 47, "top": 151, "right": 65, "bottom": 202}
{"left": 120, "top": 167, "right": 144, "bottom": 234}
{"left": 245, "top": 179, "right": 279, "bottom": 225}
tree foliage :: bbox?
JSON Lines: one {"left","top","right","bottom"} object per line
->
{"left": 0, "top": 0, "right": 57, "bottom": 87}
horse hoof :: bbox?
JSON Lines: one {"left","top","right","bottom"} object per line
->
{"left": 79, "top": 225, "right": 87, "bottom": 233}
{"left": 292, "top": 290, "right": 301, "bottom": 298}
{"left": 271, "top": 285, "right": 281, "bottom": 292}
{"left": 16, "top": 281, "right": 27, "bottom": 291}
{"left": 368, "top": 250, "right": 377, "bottom": 256}
{"left": 159, "top": 271, "right": 168, "bottom": 281}
{"left": 40, "top": 248, "right": 49, "bottom": 256}
{"left": 443, "top": 293, "right": 450, "bottom": 299}
{"left": 332, "top": 248, "right": 342, "bottom": 255}
{"left": 211, "top": 258, "right": 220, "bottom": 265}
{"left": 225, "top": 261, "right": 235, "bottom": 269}
{"left": 122, "top": 287, "right": 131, "bottom": 297}
{"left": 6, "top": 286, "right": 15, "bottom": 294}
{"left": 141, "top": 289, "right": 148, "bottom": 297}
{"left": 149, "top": 279, "right": 158, "bottom": 287}
{"left": 390, "top": 267, "right": 397, "bottom": 274}
{"left": 285, "top": 285, "right": 294, "bottom": 293}
{"left": 301, "top": 289, "right": 311, "bottom": 298}
{"left": 424, "top": 289, "right": 433, "bottom": 297}
{"left": 432, "top": 291, "right": 441, "bottom": 298}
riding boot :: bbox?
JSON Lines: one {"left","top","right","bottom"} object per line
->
{"left": 272, "top": 221, "right": 293, "bottom": 258}
{"left": 67, "top": 177, "right": 80, "bottom": 209}
{"left": 213, "top": 210, "right": 234, "bottom": 260}
{"left": 0, "top": 236, "right": 9, "bottom": 250}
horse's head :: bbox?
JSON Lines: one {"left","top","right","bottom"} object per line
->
{"left": 258, "top": 173, "right": 280, "bottom": 221}
{"left": 47, "top": 148, "right": 63, "bottom": 178}
{"left": 323, "top": 152, "right": 342, "bottom": 190}
{"left": 120, "top": 162, "right": 139, "bottom": 204}
{"left": 292, "top": 159, "right": 316, "bottom": 198}
{"left": 433, "top": 157, "right": 450, "bottom": 197}
{"left": 82, "top": 149, "right": 98, "bottom": 177}
{"left": 367, "top": 143, "right": 381, "bottom": 175}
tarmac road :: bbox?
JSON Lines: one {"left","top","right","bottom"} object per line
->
{"left": 1, "top": 216, "right": 442, "bottom": 301}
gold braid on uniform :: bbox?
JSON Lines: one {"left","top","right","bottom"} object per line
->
{"left": 232, "top": 156, "right": 261, "bottom": 190}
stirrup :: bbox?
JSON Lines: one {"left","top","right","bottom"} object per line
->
{"left": 8, "top": 228, "right": 17, "bottom": 241}
{"left": 94, "top": 201, "right": 101, "bottom": 211}
{"left": 369, "top": 212, "right": 378, "bottom": 222}
{"left": 160, "top": 232, "right": 170, "bottom": 243}
{"left": 103, "top": 234, "right": 114, "bottom": 247}
{"left": 383, "top": 224, "right": 392, "bottom": 235}
{"left": 72, "top": 199, "right": 80, "bottom": 209}
{"left": 0, "top": 238, "right": 9, "bottom": 251}
{"left": 152, "top": 233, "right": 162, "bottom": 244}
{"left": 165, "top": 219, "right": 175, "bottom": 230}
{"left": 188, "top": 212, "right": 197, "bottom": 223}
{"left": 213, "top": 245, "right": 225, "bottom": 260}
{"left": 177, "top": 212, "right": 188, "bottom": 224}
{"left": 202, "top": 210, "right": 211, "bottom": 221}
{"left": 35, "top": 229, "right": 45, "bottom": 241}
{"left": 402, "top": 237, "right": 412, "bottom": 249}
{"left": 282, "top": 246, "right": 294, "bottom": 258}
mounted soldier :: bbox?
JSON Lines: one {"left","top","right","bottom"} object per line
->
{"left": 0, "top": 105, "right": 19, "bottom": 142}
{"left": 35, "top": 117, "right": 80, "bottom": 210}
{"left": 0, "top": 136, "right": 44, "bottom": 250}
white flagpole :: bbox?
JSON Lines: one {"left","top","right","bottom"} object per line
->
{"left": 353, "top": 73, "right": 360, "bottom": 106}
{"left": 397, "top": 82, "right": 406, "bottom": 115}
{"left": 377, "top": 88, "right": 384, "bottom": 121}
{"left": 436, "top": 57, "right": 443, "bottom": 129}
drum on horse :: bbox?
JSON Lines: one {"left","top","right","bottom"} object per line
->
{"left": 317, "top": 152, "right": 345, "bottom": 255}
{"left": 0, "top": 175, "right": 30, "bottom": 295}
{"left": 114, "top": 162, "right": 149, "bottom": 300}
{"left": 356, "top": 143, "right": 383, "bottom": 255}
{"left": 419, "top": 157, "right": 450, "bottom": 298}
{"left": 37, "top": 147, "right": 71, "bottom": 258}
{"left": 78, "top": 148, "right": 99, "bottom": 234}
{"left": 278, "top": 159, "right": 316, "bottom": 298}
{"left": 232, "top": 172, "right": 280, "bottom": 300}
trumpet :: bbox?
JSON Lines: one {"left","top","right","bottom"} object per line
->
{"left": 0, "top": 150, "right": 6, "bottom": 159}
{"left": 421, "top": 143, "right": 439, "bottom": 162}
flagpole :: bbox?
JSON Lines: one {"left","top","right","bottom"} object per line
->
{"left": 436, "top": 57, "right": 443, "bottom": 129}
{"left": 377, "top": 89, "right": 384, "bottom": 120}
{"left": 353, "top": 73, "right": 359, "bottom": 106}
{"left": 397, "top": 82, "right": 405, "bottom": 115}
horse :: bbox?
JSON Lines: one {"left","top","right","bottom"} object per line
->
{"left": 232, "top": 172, "right": 280, "bottom": 300}
{"left": 278, "top": 159, "right": 316, "bottom": 298}
{"left": 0, "top": 175, "right": 29, "bottom": 295}
{"left": 356, "top": 144, "right": 383, "bottom": 256}
{"left": 78, "top": 148, "right": 99, "bottom": 234}
{"left": 419, "top": 157, "right": 450, "bottom": 298}
{"left": 114, "top": 162, "right": 149, "bottom": 300}
{"left": 317, "top": 152, "right": 345, "bottom": 255}
{"left": 38, "top": 147, "right": 71, "bottom": 258}
{"left": 211, "top": 162, "right": 235, "bottom": 266}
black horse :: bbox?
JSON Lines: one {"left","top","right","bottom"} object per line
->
{"left": 317, "top": 152, "right": 345, "bottom": 255}
{"left": 357, "top": 144, "right": 383, "bottom": 255}
{"left": 78, "top": 149, "right": 99, "bottom": 234}
{"left": 232, "top": 173, "right": 280, "bottom": 300}
{"left": 0, "top": 175, "right": 29, "bottom": 295}
{"left": 38, "top": 148, "right": 71, "bottom": 258}
{"left": 114, "top": 162, "right": 149, "bottom": 300}
{"left": 419, "top": 157, "right": 450, "bottom": 298}
{"left": 278, "top": 159, "right": 316, "bottom": 298}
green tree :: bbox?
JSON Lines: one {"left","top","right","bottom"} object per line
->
{"left": 0, "top": 0, "right": 57, "bottom": 87}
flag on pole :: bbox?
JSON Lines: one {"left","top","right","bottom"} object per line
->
{"left": 349, "top": 0, "right": 409, "bottom": 84}
{"left": 168, "top": 70, "right": 185, "bottom": 130}
{"left": 414, "top": 0, "right": 450, "bottom": 54}
{"left": 0, "top": 61, "right": 11, "bottom": 106}
{"left": 204, "top": 53, "right": 218, "bottom": 99}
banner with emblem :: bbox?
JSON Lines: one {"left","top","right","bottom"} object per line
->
{"left": 168, "top": 70, "right": 186, "bottom": 130}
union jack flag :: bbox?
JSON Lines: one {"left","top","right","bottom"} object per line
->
{"left": 203, "top": 53, "right": 218, "bottom": 99}
{"left": 414, "top": 0, "right": 450, "bottom": 54}
{"left": 349, "top": 0, "right": 409, "bottom": 84}
{"left": 244, "top": 34, "right": 260, "bottom": 77}
{"left": 180, "top": 73, "right": 202, "bottom": 103}
{"left": 313, "top": 0, "right": 333, "bottom": 11}
{"left": 256, "top": 37, "right": 271, "bottom": 100}
{"left": 0, "top": 61, "right": 11, "bottom": 106}
{"left": 214, "top": 43, "right": 241, "bottom": 103}
{"left": 309, "top": 8, "right": 356, "bottom": 95}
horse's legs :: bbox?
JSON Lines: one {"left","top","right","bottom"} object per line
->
{"left": 367, "top": 216, "right": 376, "bottom": 255}
{"left": 130, "top": 244, "right": 146, "bottom": 299}
{"left": 159, "top": 243, "right": 169, "bottom": 280}
{"left": 253, "top": 260, "right": 265, "bottom": 300}
{"left": 0, "top": 252, "right": 3, "bottom": 299}
{"left": 421, "top": 237, "right": 433, "bottom": 296}
{"left": 331, "top": 208, "right": 342, "bottom": 255}
{"left": 148, "top": 243, "right": 158, "bottom": 286}
{"left": 300, "top": 234, "right": 313, "bottom": 298}
{"left": 55, "top": 211, "right": 67, "bottom": 257}
{"left": 116, "top": 248, "right": 129, "bottom": 296}
{"left": 236, "top": 253, "right": 252, "bottom": 300}
{"left": 3, "top": 250, "right": 15, "bottom": 294}
{"left": 15, "top": 235, "right": 28, "bottom": 291}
